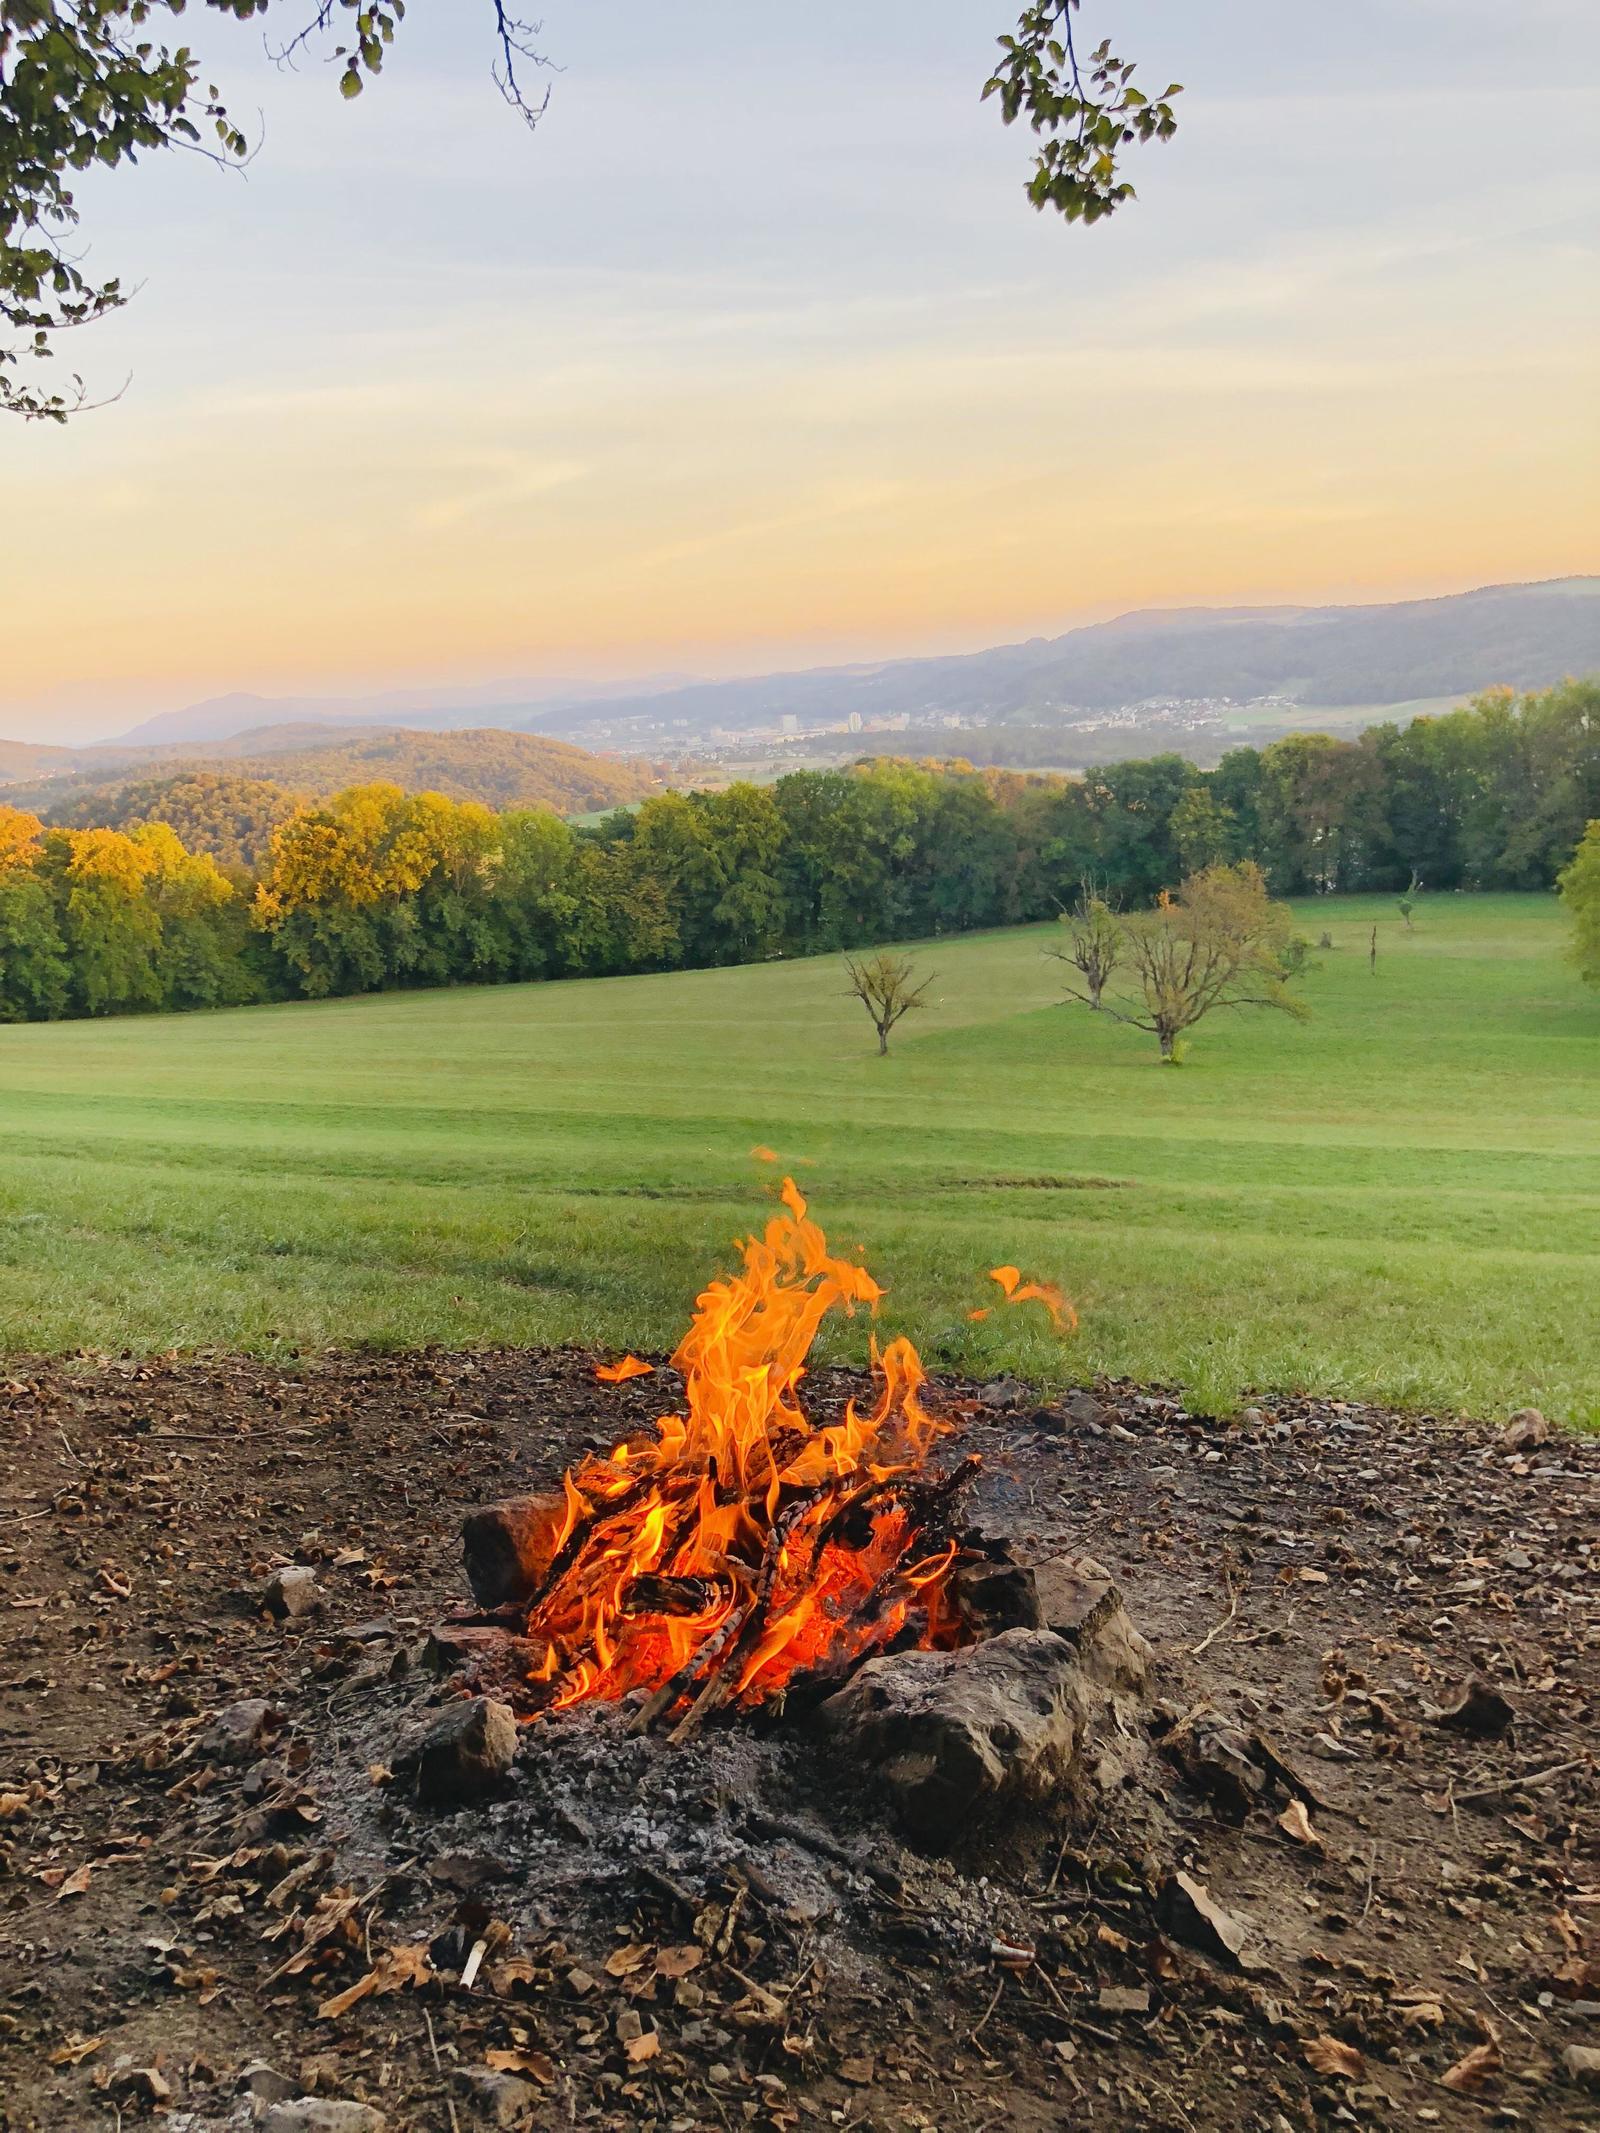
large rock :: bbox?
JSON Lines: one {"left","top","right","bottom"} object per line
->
{"left": 456, "top": 2067, "right": 542, "bottom": 2127}
{"left": 256, "top": 1566, "right": 324, "bottom": 1621}
{"left": 262, "top": 2103, "right": 388, "bottom": 2133}
{"left": 814, "top": 1627, "right": 1086, "bottom": 1844}
{"left": 396, "top": 1696, "right": 519, "bottom": 1805}
{"left": 461, "top": 1493, "right": 568, "bottom": 1609}
{"left": 1032, "top": 1556, "right": 1152, "bottom": 1692}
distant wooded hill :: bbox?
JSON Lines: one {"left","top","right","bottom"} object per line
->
{"left": 539, "top": 578, "right": 1600, "bottom": 741}
{"left": 3, "top": 727, "right": 662, "bottom": 852}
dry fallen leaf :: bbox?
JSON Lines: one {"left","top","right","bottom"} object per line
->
{"left": 1303, "top": 2033, "right": 1367, "bottom": 2081}
{"left": 48, "top": 2036, "right": 104, "bottom": 2067}
{"left": 839, "top": 2056, "right": 875, "bottom": 2087}
{"left": 624, "top": 2030, "right": 661, "bottom": 2065}
{"left": 655, "top": 1944, "right": 703, "bottom": 1979}
{"left": 1277, "top": 1798, "right": 1324, "bottom": 1849}
{"left": 316, "top": 1942, "right": 433, "bottom": 2022}
{"left": 1396, "top": 1997, "right": 1446, "bottom": 2031}
{"left": 54, "top": 1862, "right": 93, "bottom": 1901}
{"left": 485, "top": 2047, "right": 555, "bottom": 2083}
{"left": 604, "top": 1941, "right": 654, "bottom": 1978}
{"left": 1441, "top": 2040, "right": 1502, "bottom": 2092}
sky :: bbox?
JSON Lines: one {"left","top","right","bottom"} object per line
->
{"left": 3, "top": 0, "right": 1598, "bottom": 743}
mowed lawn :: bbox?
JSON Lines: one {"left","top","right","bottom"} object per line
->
{"left": 0, "top": 894, "right": 1595, "bottom": 1423}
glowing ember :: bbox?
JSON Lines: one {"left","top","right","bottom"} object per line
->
{"left": 517, "top": 1180, "right": 975, "bottom": 1728}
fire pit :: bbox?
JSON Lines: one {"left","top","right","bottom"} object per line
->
{"left": 435, "top": 1181, "right": 1150, "bottom": 1843}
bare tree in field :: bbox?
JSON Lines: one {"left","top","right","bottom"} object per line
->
{"left": 1063, "top": 861, "right": 1310, "bottom": 1061}
{"left": 844, "top": 952, "right": 933, "bottom": 1055}
{"left": 1050, "top": 881, "right": 1122, "bottom": 1009}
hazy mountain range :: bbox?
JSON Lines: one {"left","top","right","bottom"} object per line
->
{"left": 77, "top": 576, "right": 1600, "bottom": 755}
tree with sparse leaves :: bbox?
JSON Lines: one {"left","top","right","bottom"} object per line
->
{"left": 1049, "top": 878, "right": 1121, "bottom": 1008}
{"left": 0, "top": 2, "right": 1179, "bottom": 417}
{"left": 843, "top": 950, "right": 933, "bottom": 1056}
{"left": 1065, "top": 860, "right": 1310, "bottom": 1062}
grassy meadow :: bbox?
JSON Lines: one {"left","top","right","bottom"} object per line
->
{"left": 0, "top": 893, "right": 1595, "bottom": 1423}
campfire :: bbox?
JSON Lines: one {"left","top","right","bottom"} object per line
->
{"left": 465, "top": 1180, "right": 987, "bottom": 1735}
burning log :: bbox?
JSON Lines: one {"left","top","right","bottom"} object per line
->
{"left": 462, "top": 1177, "right": 999, "bottom": 1728}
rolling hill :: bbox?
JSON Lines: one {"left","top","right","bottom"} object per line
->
{"left": 532, "top": 577, "right": 1600, "bottom": 741}
{"left": 2, "top": 726, "right": 662, "bottom": 841}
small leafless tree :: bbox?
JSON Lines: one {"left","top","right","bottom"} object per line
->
{"left": 1064, "top": 862, "right": 1310, "bottom": 1061}
{"left": 1049, "top": 881, "right": 1123, "bottom": 1009}
{"left": 843, "top": 952, "right": 933, "bottom": 1055}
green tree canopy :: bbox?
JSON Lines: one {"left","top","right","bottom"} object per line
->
{"left": 1559, "top": 820, "right": 1600, "bottom": 990}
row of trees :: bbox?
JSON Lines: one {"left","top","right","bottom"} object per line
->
{"left": 1, "top": 682, "right": 1595, "bottom": 1022}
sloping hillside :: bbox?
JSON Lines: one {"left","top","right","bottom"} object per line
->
{"left": 212, "top": 725, "right": 660, "bottom": 811}
{"left": 535, "top": 577, "right": 1600, "bottom": 738}
{"left": 10, "top": 727, "right": 661, "bottom": 832}
{"left": 38, "top": 772, "right": 301, "bottom": 869}
{"left": 0, "top": 738, "right": 76, "bottom": 786}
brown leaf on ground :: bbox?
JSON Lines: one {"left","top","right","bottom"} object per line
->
{"left": 485, "top": 2047, "right": 555, "bottom": 2082}
{"left": 316, "top": 1942, "right": 434, "bottom": 2021}
{"left": 1277, "top": 1798, "right": 1323, "bottom": 1849}
{"left": 47, "top": 2036, "right": 104, "bottom": 2067}
{"left": 624, "top": 2030, "right": 661, "bottom": 2064}
{"left": 1441, "top": 2039, "right": 1502, "bottom": 2092}
{"left": 1303, "top": 2034, "right": 1366, "bottom": 2080}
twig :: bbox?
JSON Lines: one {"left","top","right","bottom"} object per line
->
{"left": 1189, "top": 1583, "right": 1240, "bottom": 1657}
{"left": 1454, "top": 1756, "right": 1589, "bottom": 1805}
{"left": 968, "top": 1975, "right": 1005, "bottom": 2042}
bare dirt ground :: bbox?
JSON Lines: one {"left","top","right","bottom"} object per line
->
{"left": 2, "top": 1349, "right": 1597, "bottom": 2133}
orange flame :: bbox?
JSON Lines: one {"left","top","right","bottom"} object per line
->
{"left": 987, "top": 1264, "right": 1079, "bottom": 1336}
{"left": 595, "top": 1355, "right": 655, "bottom": 1384}
{"left": 520, "top": 1180, "right": 970, "bottom": 1719}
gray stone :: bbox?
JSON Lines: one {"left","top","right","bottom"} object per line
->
{"left": 977, "top": 1377, "right": 1029, "bottom": 1412}
{"left": 397, "top": 1696, "right": 519, "bottom": 1805}
{"left": 952, "top": 1555, "right": 1042, "bottom": 1637}
{"left": 257, "top": 1566, "right": 323, "bottom": 1621}
{"left": 456, "top": 2067, "right": 541, "bottom": 2127}
{"left": 237, "top": 2060, "right": 298, "bottom": 2103}
{"left": 1032, "top": 1556, "right": 1152, "bottom": 1691}
{"left": 814, "top": 1627, "right": 1086, "bottom": 1844}
{"left": 1098, "top": 1985, "right": 1152, "bottom": 2015}
{"left": 200, "top": 1700, "right": 284, "bottom": 1764}
{"left": 1562, "top": 2044, "right": 1600, "bottom": 2089}
{"left": 262, "top": 2104, "right": 387, "bottom": 2133}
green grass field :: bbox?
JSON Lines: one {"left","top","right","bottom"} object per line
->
{"left": 1, "top": 894, "right": 1595, "bottom": 1422}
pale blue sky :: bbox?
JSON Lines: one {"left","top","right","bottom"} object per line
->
{"left": 4, "top": 1, "right": 1597, "bottom": 739}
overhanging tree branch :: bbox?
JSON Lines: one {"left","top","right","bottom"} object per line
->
{"left": 2, "top": 4, "right": 1179, "bottom": 417}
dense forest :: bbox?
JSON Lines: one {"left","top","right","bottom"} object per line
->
{"left": 0, "top": 683, "right": 1594, "bottom": 1022}
{"left": 2, "top": 724, "right": 664, "bottom": 834}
